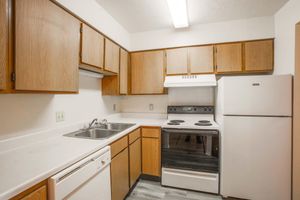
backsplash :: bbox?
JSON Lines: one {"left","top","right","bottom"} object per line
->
{"left": 0, "top": 75, "right": 120, "bottom": 140}
{"left": 120, "top": 87, "right": 215, "bottom": 114}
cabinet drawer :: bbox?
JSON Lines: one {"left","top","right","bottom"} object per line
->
{"left": 111, "top": 136, "right": 128, "bottom": 158}
{"left": 129, "top": 129, "right": 141, "bottom": 144}
{"left": 142, "top": 127, "right": 160, "bottom": 138}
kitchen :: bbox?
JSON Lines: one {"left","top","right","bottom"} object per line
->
{"left": 0, "top": 0, "right": 299, "bottom": 200}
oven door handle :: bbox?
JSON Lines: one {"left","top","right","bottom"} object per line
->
{"left": 162, "top": 128, "right": 219, "bottom": 135}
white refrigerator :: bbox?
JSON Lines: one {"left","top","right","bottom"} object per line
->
{"left": 216, "top": 75, "right": 292, "bottom": 200}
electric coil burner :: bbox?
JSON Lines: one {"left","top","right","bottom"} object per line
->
{"left": 161, "top": 106, "right": 220, "bottom": 194}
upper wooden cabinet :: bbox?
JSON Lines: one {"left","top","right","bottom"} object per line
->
{"left": 120, "top": 48, "right": 129, "bottom": 94}
{"left": 15, "top": 0, "right": 80, "bottom": 92}
{"left": 104, "top": 39, "right": 119, "bottom": 73}
{"left": 131, "top": 50, "right": 165, "bottom": 94}
{"left": 80, "top": 23, "right": 104, "bottom": 69}
{"left": 166, "top": 48, "right": 188, "bottom": 75}
{"left": 215, "top": 43, "right": 243, "bottom": 73}
{"left": 189, "top": 46, "right": 214, "bottom": 74}
{"left": 102, "top": 75, "right": 119, "bottom": 96}
{"left": 0, "top": 0, "right": 8, "bottom": 91}
{"left": 245, "top": 40, "right": 274, "bottom": 72}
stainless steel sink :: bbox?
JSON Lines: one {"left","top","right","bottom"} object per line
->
{"left": 64, "top": 123, "right": 136, "bottom": 140}
{"left": 97, "top": 123, "right": 135, "bottom": 131}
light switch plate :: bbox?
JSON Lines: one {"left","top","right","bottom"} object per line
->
{"left": 149, "top": 104, "right": 154, "bottom": 111}
{"left": 56, "top": 111, "right": 65, "bottom": 122}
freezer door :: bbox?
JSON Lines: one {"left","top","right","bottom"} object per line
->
{"left": 221, "top": 116, "right": 292, "bottom": 200}
{"left": 221, "top": 75, "right": 292, "bottom": 116}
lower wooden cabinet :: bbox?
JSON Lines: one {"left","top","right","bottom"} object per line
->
{"left": 111, "top": 147, "right": 129, "bottom": 200}
{"left": 129, "top": 138, "right": 141, "bottom": 187}
{"left": 10, "top": 181, "right": 47, "bottom": 200}
{"left": 20, "top": 186, "right": 47, "bottom": 200}
{"left": 141, "top": 127, "right": 161, "bottom": 177}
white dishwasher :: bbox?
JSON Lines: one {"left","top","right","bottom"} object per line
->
{"left": 48, "top": 146, "right": 111, "bottom": 200}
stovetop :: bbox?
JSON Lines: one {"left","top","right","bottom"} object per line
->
{"left": 162, "top": 117, "right": 219, "bottom": 130}
{"left": 162, "top": 106, "right": 219, "bottom": 130}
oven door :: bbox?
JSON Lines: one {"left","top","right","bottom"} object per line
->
{"left": 162, "top": 128, "right": 219, "bottom": 173}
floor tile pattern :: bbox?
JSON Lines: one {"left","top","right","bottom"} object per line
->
{"left": 126, "top": 180, "right": 222, "bottom": 200}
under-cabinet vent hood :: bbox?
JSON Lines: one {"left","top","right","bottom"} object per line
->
{"left": 79, "top": 69, "right": 104, "bottom": 79}
{"left": 164, "top": 74, "right": 217, "bottom": 88}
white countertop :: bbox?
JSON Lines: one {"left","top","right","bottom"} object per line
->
{"left": 0, "top": 113, "right": 166, "bottom": 200}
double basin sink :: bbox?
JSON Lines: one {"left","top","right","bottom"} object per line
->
{"left": 64, "top": 123, "right": 136, "bottom": 140}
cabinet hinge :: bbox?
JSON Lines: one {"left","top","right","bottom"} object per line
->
{"left": 80, "top": 26, "right": 83, "bottom": 33}
{"left": 11, "top": 72, "right": 16, "bottom": 82}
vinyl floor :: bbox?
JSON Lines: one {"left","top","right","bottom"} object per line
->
{"left": 126, "top": 179, "right": 223, "bottom": 200}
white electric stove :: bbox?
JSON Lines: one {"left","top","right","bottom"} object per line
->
{"left": 161, "top": 106, "right": 220, "bottom": 194}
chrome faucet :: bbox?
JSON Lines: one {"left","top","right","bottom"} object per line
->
{"left": 88, "top": 118, "right": 98, "bottom": 129}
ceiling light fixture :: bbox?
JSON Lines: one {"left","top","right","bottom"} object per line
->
{"left": 166, "top": 0, "right": 189, "bottom": 28}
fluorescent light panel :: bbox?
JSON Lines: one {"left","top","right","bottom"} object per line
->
{"left": 167, "top": 0, "right": 189, "bottom": 28}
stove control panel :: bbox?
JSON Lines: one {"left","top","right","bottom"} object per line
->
{"left": 167, "top": 106, "right": 214, "bottom": 114}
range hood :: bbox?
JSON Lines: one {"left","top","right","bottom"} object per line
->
{"left": 164, "top": 74, "right": 217, "bottom": 88}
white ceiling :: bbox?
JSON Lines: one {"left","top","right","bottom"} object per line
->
{"left": 96, "top": 0, "right": 288, "bottom": 33}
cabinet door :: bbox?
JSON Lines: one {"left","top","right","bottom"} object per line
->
{"left": 142, "top": 127, "right": 161, "bottom": 177}
{"left": 142, "top": 138, "right": 160, "bottom": 176}
{"left": 119, "top": 49, "right": 128, "bottom": 94}
{"left": 111, "top": 148, "right": 129, "bottom": 200}
{"left": 245, "top": 40, "right": 273, "bottom": 72}
{"left": 0, "top": 0, "right": 8, "bottom": 90}
{"left": 129, "top": 138, "right": 141, "bottom": 187}
{"left": 80, "top": 23, "right": 104, "bottom": 69}
{"left": 15, "top": 0, "right": 80, "bottom": 92}
{"left": 189, "top": 46, "right": 214, "bottom": 74}
{"left": 131, "top": 50, "right": 165, "bottom": 94}
{"left": 215, "top": 43, "right": 242, "bottom": 73}
{"left": 105, "top": 39, "right": 119, "bottom": 73}
{"left": 166, "top": 48, "right": 188, "bottom": 75}
{"left": 21, "top": 186, "right": 47, "bottom": 200}
{"left": 102, "top": 75, "right": 119, "bottom": 96}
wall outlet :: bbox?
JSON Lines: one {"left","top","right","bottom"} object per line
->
{"left": 56, "top": 111, "right": 65, "bottom": 122}
{"left": 113, "top": 104, "right": 117, "bottom": 111}
{"left": 149, "top": 104, "right": 154, "bottom": 111}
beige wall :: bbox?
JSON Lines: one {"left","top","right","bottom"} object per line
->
{"left": 294, "top": 23, "right": 300, "bottom": 200}
{"left": 0, "top": 75, "right": 120, "bottom": 140}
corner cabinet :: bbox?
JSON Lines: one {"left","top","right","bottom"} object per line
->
{"left": 15, "top": 0, "right": 80, "bottom": 92}
{"left": 0, "top": 0, "right": 8, "bottom": 91}
{"left": 119, "top": 48, "right": 129, "bottom": 95}
{"left": 130, "top": 50, "right": 165, "bottom": 95}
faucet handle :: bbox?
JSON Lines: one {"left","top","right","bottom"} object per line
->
{"left": 101, "top": 119, "right": 108, "bottom": 124}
